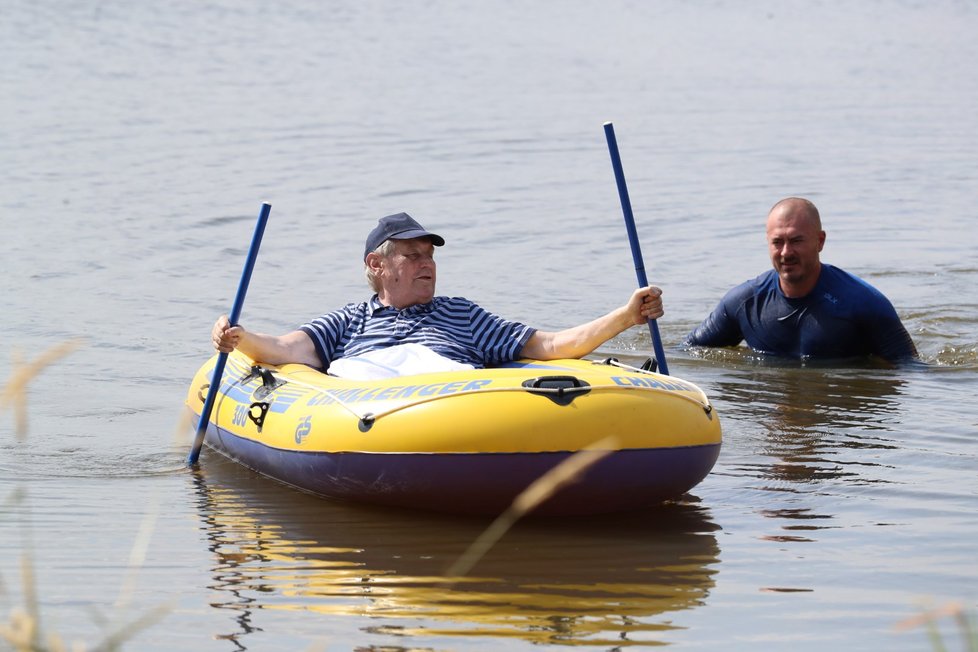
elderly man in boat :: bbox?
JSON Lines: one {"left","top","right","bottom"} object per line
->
{"left": 213, "top": 212, "right": 664, "bottom": 378}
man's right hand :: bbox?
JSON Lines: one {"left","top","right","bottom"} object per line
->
{"left": 212, "top": 314, "right": 245, "bottom": 353}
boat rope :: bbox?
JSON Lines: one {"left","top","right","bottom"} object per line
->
{"left": 355, "top": 383, "right": 713, "bottom": 429}
{"left": 242, "top": 364, "right": 714, "bottom": 428}
{"left": 598, "top": 357, "right": 658, "bottom": 374}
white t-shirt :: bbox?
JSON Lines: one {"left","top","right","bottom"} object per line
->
{"left": 327, "top": 343, "right": 475, "bottom": 380}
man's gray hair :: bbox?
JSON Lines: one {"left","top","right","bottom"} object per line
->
{"left": 364, "top": 239, "right": 397, "bottom": 291}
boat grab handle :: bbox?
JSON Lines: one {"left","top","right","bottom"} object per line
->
{"left": 521, "top": 375, "right": 591, "bottom": 406}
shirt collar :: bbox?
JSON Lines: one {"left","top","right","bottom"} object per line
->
{"left": 368, "top": 294, "right": 389, "bottom": 315}
{"left": 368, "top": 294, "right": 436, "bottom": 315}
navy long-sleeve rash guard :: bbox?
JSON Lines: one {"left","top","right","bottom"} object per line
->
{"left": 684, "top": 264, "right": 917, "bottom": 362}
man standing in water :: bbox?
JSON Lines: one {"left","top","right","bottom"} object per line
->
{"left": 683, "top": 197, "right": 917, "bottom": 363}
{"left": 213, "top": 212, "right": 665, "bottom": 376}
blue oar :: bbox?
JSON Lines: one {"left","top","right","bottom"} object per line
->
{"left": 187, "top": 202, "right": 272, "bottom": 466}
{"left": 603, "top": 122, "right": 670, "bottom": 376}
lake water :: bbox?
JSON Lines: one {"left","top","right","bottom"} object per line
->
{"left": 2, "top": 0, "right": 977, "bottom": 649}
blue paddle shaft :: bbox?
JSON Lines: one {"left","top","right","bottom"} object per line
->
{"left": 187, "top": 202, "right": 272, "bottom": 466}
{"left": 603, "top": 122, "right": 670, "bottom": 376}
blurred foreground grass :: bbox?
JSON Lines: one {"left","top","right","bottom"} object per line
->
{"left": 895, "top": 602, "right": 978, "bottom": 652}
{"left": 1, "top": 341, "right": 84, "bottom": 441}
{"left": 1, "top": 341, "right": 170, "bottom": 651}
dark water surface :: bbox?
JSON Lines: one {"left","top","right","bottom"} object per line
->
{"left": 3, "top": 0, "right": 977, "bottom": 650}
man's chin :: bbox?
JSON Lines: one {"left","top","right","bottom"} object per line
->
{"left": 778, "top": 270, "right": 802, "bottom": 284}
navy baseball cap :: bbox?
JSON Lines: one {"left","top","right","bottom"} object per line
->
{"left": 363, "top": 212, "right": 445, "bottom": 260}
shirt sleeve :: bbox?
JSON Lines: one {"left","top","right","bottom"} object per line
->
{"left": 865, "top": 299, "right": 918, "bottom": 362}
{"left": 299, "top": 304, "right": 358, "bottom": 370}
{"left": 466, "top": 301, "right": 536, "bottom": 365}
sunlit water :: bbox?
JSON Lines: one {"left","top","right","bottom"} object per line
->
{"left": 2, "top": 0, "right": 977, "bottom": 650}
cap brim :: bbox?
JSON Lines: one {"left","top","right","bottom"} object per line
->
{"left": 391, "top": 229, "right": 445, "bottom": 246}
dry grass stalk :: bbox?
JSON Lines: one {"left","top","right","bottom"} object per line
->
{"left": 1, "top": 339, "right": 84, "bottom": 440}
{"left": 895, "top": 601, "right": 965, "bottom": 632}
{"left": 88, "top": 603, "right": 172, "bottom": 652}
{"left": 894, "top": 601, "right": 978, "bottom": 652}
{"left": 171, "top": 409, "right": 192, "bottom": 447}
{"left": 0, "top": 553, "right": 40, "bottom": 652}
{"left": 0, "top": 607, "right": 38, "bottom": 651}
{"left": 2, "top": 340, "right": 171, "bottom": 650}
{"left": 443, "top": 436, "right": 618, "bottom": 579}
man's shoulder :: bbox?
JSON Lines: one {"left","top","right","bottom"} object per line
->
{"left": 721, "top": 270, "right": 777, "bottom": 303}
{"left": 819, "top": 264, "right": 892, "bottom": 303}
{"left": 812, "top": 264, "right": 907, "bottom": 332}
{"left": 431, "top": 295, "right": 479, "bottom": 309}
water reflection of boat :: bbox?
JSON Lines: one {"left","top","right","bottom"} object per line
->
{"left": 192, "top": 455, "right": 721, "bottom": 648}
{"left": 186, "top": 351, "right": 722, "bottom": 515}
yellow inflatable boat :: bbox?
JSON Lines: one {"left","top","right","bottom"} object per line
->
{"left": 186, "top": 351, "right": 721, "bottom": 515}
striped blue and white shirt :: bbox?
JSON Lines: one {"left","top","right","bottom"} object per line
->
{"left": 299, "top": 295, "right": 536, "bottom": 371}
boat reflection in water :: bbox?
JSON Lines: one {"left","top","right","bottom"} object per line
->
{"left": 191, "top": 455, "right": 721, "bottom": 648}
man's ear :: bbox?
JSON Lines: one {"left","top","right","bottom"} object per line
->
{"left": 365, "top": 252, "right": 384, "bottom": 272}
{"left": 817, "top": 230, "right": 826, "bottom": 252}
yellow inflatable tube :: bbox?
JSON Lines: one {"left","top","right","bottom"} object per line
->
{"left": 187, "top": 350, "right": 721, "bottom": 515}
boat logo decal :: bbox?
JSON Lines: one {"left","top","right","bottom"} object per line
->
{"left": 305, "top": 378, "right": 493, "bottom": 406}
{"left": 610, "top": 375, "right": 699, "bottom": 392}
{"left": 294, "top": 415, "right": 312, "bottom": 444}
{"left": 231, "top": 403, "right": 248, "bottom": 427}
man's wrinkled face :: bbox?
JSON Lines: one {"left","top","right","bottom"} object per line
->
{"left": 371, "top": 237, "right": 437, "bottom": 308}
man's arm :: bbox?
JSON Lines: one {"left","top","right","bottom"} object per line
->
{"left": 682, "top": 282, "right": 753, "bottom": 349}
{"left": 683, "top": 304, "right": 743, "bottom": 348}
{"left": 866, "top": 304, "right": 919, "bottom": 363}
{"left": 212, "top": 314, "right": 320, "bottom": 366}
{"left": 519, "top": 286, "right": 663, "bottom": 360}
